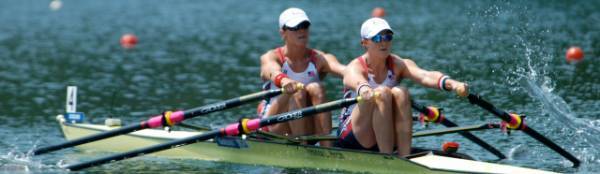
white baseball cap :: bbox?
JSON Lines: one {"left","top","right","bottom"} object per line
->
{"left": 279, "top": 8, "right": 311, "bottom": 29}
{"left": 360, "top": 17, "right": 393, "bottom": 39}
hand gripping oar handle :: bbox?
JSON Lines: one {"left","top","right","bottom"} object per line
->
{"left": 33, "top": 89, "right": 285, "bottom": 156}
{"left": 65, "top": 96, "right": 361, "bottom": 171}
{"left": 410, "top": 100, "right": 506, "bottom": 159}
{"left": 467, "top": 93, "right": 581, "bottom": 167}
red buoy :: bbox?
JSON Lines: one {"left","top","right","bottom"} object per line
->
{"left": 442, "top": 142, "right": 460, "bottom": 153}
{"left": 371, "top": 7, "right": 386, "bottom": 18}
{"left": 566, "top": 46, "right": 584, "bottom": 63}
{"left": 120, "top": 34, "right": 138, "bottom": 49}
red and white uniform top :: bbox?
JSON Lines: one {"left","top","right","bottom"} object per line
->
{"left": 339, "top": 55, "right": 397, "bottom": 123}
{"left": 268, "top": 47, "right": 320, "bottom": 90}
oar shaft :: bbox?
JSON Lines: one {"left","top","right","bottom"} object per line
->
{"left": 65, "top": 129, "right": 221, "bottom": 171}
{"left": 34, "top": 89, "right": 282, "bottom": 156}
{"left": 440, "top": 119, "right": 506, "bottom": 159}
{"left": 411, "top": 100, "right": 506, "bottom": 159}
{"left": 182, "top": 89, "right": 282, "bottom": 121}
{"left": 66, "top": 97, "right": 360, "bottom": 171}
{"left": 34, "top": 124, "right": 142, "bottom": 155}
{"left": 467, "top": 94, "right": 580, "bottom": 167}
{"left": 413, "top": 123, "right": 499, "bottom": 137}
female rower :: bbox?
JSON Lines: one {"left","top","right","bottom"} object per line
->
{"left": 337, "top": 18, "right": 469, "bottom": 156}
{"left": 258, "top": 8, "right": 345, "bottom": 147}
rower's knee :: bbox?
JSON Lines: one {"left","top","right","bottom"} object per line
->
{"left": 305, "top": 82, "right": 326, "bottom": 104}
{"left": 392, "top": 86, "right": 412, "bottom": 122}
{"left": 374, "top": 86, "right": 392, "bottom": 104}
{"left": 391, "top": 86, "right": 410, "bottom": 105}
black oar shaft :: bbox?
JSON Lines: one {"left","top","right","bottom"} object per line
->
{"left": 182, "top": 89, "right": 282, "bottom": 120}
{"left": 413, "top": 123, "right": 499, "bottom": 137}
{"left": 411, "top": 100, "right": 506, "bottom": 159}
{"left": 34, "top": 124, "right": 143, "bottom": 155}
{"left": 34, "top": 89, "right": 282, "bottom": 156}
{"left": 440, "top": 119, "right": 506, "bottom": 159}
{"left": 467, "top": 94, "right": 580, "bottom": 167}
{"left": 65, "top": 129, "right": 221, "bottom": 171}
{"left": 66, "top": 97, "right": 359, "bottom": 171}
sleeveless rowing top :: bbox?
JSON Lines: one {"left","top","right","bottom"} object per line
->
{"left": 338, "top": 55, "right": 397, "bottom": 122}
{"left": 358, "top": 56, "right": 397, "bottom": 88}
{"left": 270, "top": 47, "right": 320, "bottom": 88}
{"left": 258, "top": 47, "right": 320, "bottom": 123}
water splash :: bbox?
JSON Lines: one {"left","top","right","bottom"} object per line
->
{"left": 523, "top": 78, "right": 600, "bottom": 168}
{"left": 507, "top": 144, "right": 529, "bottom": 161}
{"left": 512, "top": 40, "right": 600, "bottom": 171}
{"left": 0, "top": 149, "right": 47, "bottom": 173}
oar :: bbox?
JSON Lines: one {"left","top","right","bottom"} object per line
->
{"left": 293, "top": 123, "right": 501, "bottom": 142}
{"left": 34, "top": 86, "right": 298, "bottom": 156}
{"left": 467, "top": 93, "right": 581, "bottom": 167}
{"left": 413, "top": 123, "right": 500, "bottom": 137}
{"left": 64, "top": 96, "right": 363, "bottom": 171}
{"left": 411, "top": 100, "right": 507, "bottom": 159}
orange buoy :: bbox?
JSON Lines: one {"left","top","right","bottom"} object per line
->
{"left": 442, "top": 142, "right": 459, "bottom": 153}
{"left": 371, "top": 7, "right": 386, "bottom": 18}
{"left": 120, "top": 34, "right": 138, "bottom": 49}
{"left": 566, "top": 46, "right": 584, "bottom": 63}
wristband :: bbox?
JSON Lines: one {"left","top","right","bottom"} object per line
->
{"left": 274, "top": 73, "right": 288, "bottom": 88}
{"left": 438, "top": 75, "right": 450, "bottom": 91}
{"left": 356, "top": 83, "right": 371, "bottom": 94}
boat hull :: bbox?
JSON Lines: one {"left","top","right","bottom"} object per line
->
{"left": 58, "top": 117, "right": 556, "bottom": 174}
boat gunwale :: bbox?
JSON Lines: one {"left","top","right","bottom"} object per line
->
{"left": 60, "top": 120, "right": 480, "bottom": 174}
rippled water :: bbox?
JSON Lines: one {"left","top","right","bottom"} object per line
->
{"left": 0, "top": 0, "right": 598, "bottom": 173}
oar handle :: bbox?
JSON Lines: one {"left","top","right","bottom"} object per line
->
{"left": 281, "top": 83, "right": 304, "bottom": 93}
{"left": 467, "top": 93, "right": 580, "bottom": 167}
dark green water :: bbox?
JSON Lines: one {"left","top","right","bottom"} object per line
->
{"left": 0, "top": 0, "right": 598, "bottom": 173}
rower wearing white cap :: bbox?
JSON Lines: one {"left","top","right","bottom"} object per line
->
{"left": 258, "top": 7, "right": 345, "bottom": 147}
{"left": 337, "top": 18, "right": 469, "bottom": 157}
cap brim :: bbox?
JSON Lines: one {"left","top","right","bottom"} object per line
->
{"left": 366, "top": 28, "right": 393, "bottom": 39}
{"left": 284, "top": 18, "right": 310, "bottom": 28}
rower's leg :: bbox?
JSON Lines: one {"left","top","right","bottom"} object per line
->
{"left": 287, "top": 89, "right": 311, "bottom": 137}
{"left": 391, "top": 86, "right": 412, "bottom": 157}
{"left": 372, "top": 86, "right": 395, "bottom": 154}
{"left": 264, "top": 95, "right": 292, "bottom": 135}
{"left": 350, "top": 94, "right": 377, "bottom": 149}
{"left": 305, "top": 82, "right": 332, "bottom": 147}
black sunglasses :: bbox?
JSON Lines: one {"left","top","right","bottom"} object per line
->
{"left": 284, "top": 21, "right": 311, "bottom": 31}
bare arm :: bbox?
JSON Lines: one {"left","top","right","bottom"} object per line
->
{"left": 397, "top": 56, "right": 468, "bottom": 96}
{"left": 313, "top": 50, "right": 346, "bottom": 78}
{"left": 322, "top": 53, "right": 346, "bottom": 77}
{"left": 343, "top": 59, "right": 377, "bottom": 101}
{"left": 343, "top": 60, "right": 368, "bottom": 90}
{"left": 260, "top": 50, "right": 301, "bottom": 93}
{"left": 399, "top": 58, "right": 444, "bottom": 89}
{"left": 260, "top": 50, "right": 282, "bottom": 81}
